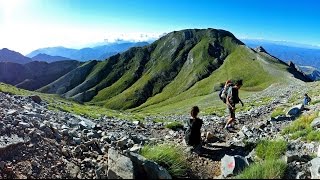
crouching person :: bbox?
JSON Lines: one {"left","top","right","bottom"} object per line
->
{"left": 184, "top": 106, "right": 203, "bottom": 153}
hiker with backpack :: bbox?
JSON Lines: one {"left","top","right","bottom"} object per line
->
{"left": 184, "top": 106, "right": 203, "bottom": 152}
{"left": 219, "top": 80, "right": 232, "bottom": 103}
{"left": 223, "top": 80, "right": 244, "bottom": 130}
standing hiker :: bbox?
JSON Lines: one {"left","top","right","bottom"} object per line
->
{"left": 224, "top": 79, "right": 244, "bottom": 130}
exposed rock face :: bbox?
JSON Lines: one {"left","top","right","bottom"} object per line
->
{"left": 254, "top": 46, "right": 268, "bottom": 53}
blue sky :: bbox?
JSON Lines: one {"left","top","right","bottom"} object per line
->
{"left": 0, "top": 0, "right": 319, "bottom": 54}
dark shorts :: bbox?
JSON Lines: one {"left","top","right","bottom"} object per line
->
{"left": 228, "top": 104, "right": 235, "bottom": 119}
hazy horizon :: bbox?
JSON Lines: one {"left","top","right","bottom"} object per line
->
{"left": 0, "top": 0, "right": 319, "bottom": 54}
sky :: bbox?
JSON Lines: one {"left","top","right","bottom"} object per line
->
{"left": 0, "top": 0, "right": 319, "bottom": 55}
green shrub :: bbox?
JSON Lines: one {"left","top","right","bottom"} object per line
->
{"left": 140, "top": 143, "right": 188, "bottom": 177}
{"left": 271, "top": 107, "right": 286, "bottom": 118}
{"left": 237, "top": 160, "right": 287, "bottom": 179}
{"left": 255, "top": 140, "right": 287, "bottom": 160}
{"left": 165, "top": 121, "right": 184, "bottom": 130}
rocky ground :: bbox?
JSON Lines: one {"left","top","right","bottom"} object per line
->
{"left": 1, "top": 81, "right": 320, "bottom": 179}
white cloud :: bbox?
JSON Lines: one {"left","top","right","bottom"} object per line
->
{"left": 0, "top": 0, "right": 164, "bottom": 55}
{"left": 0, "top": 21, "right": 164, "bottom": 55}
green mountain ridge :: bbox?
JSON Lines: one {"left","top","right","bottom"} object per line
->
{"left": 38, "top": 28, "right": 311, "bottom": 111}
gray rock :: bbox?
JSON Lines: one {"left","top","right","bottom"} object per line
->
{"left": 29, "top": 95, "right": 42, "bottom": 104}
{"left": 311, "top": 117, "right": 320, "bottom": 129}
{"left": 296, "top": 171, "right": 307, "bottom": 179}
{"left": 310, "top": 157, "right": 320, "bottom": 179}
{"left": 7, "top": 109, "right": 18, "bottom": 115}
{"left": 129, "top": 152, "right": 172, "bottom": 179}
{"left": 116, "top": 137, "right": 129, "bottom": 149}
{"left": 221, "top": 155, "right": 249, "bottom": 177}
{"left": 0, "top": 161, "right": 5, "bottom": 169}
{"left": 73, "top": 137, "right": 81, "bottom": 145}
{"left": 66, "top": 161, "right": 80, "bottom": 178}
{"left": 18, "top": 122, "right": 31, "bottom": 129}
{"left": 107, "top": 148, "right": 134, "bottom": 179}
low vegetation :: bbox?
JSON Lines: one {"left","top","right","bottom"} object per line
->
{"left": 238, "top": 139, "right": 287, "bottom": 179}
{"left": 237, "top": 160, "right": 287, "bottom": 179}
{"left": 282, "top": 112, "right": 319, "bottom": 142}
{"left": 271, "top": 106, "right": 286, "bottom": 118}
{"left": 255, "top": 139, "right": 287, "bottom": 160}
{"left": 165, "top": 121, "right": 184, "bottom": 130}
{"left": 140, "top": 143, "right": 188, "bottom": 177}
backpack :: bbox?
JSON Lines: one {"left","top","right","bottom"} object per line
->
{"left": 219, "top": 82, "right": 233, "bottom": 103}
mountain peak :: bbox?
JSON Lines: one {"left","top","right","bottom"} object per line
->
{"left": 254, "top": 46, "right": 268, "bottom": 53}
{"left": 0, "top": 48, "right": 31, "bottom": 64}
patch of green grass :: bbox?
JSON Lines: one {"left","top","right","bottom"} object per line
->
{"left": 131, "top": 45, "right": 289, "bottom": 114}
{"left": 237, "top": 160, "right": 287, "bottom": 179}
{"left": 281, "top": 112, "right": 320, "bottom": 142}
{"left": 255, "top": 140, "right": 287, "bottom": 160}
{"left": 306, "top": 130, "right": 320, "bottom": 141}
{"left": 271, "top": 106, "right": 286, "bottom": 118}
{"left": 282, "top": 113, "right": 317, "bottom": 134}
{"left": 140, "top": 143, "right": 188, "bottom": 177}
{"left": 165, "top": 121, "right": 184, "bottom": 130}
{"left": 311, "top": 99, "right": 320, "bottom": 105}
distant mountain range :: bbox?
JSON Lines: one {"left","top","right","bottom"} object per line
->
{"left": 0, "top": 48, "right": 32, "bottom": 64}
{"left": 31, "top": 53, "right": 73, "bottom": 63}
{"left": 27, "top": 42, "right": 149, "bottom": 61}
{"left": 0, "top": 60, "right": 81, "bottom": 90}
{"left": 297, "top": 66, "right": 320, "bottom": 81}
{"left": 0, "top": 29, "right": 313, "bottom": 112}
{"left": 241, "top": 39, "right": 320, "bottom": 69}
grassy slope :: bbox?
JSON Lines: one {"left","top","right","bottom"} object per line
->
{"left": 91, "top": 29, "right": 242, "bottom": 110}
{"left": 93, "top": 31, "right": 194, "bottom": 110}
{"left": 131, "top": 45, "right": 291, "bottom": 114}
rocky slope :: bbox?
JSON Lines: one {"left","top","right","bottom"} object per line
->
{"left": 2, "top": 80, "right": 320, "bottom": 179}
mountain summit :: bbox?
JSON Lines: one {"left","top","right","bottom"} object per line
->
{"left": 0, "top": 48, "right": 32, "bottom": 64}
{"left": 38, "top": 28, "right": 311, "bottom": 111}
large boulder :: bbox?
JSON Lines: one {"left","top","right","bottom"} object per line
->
{"left": 29, "top": 95, "right": 42, "bottom": 104}
{"left": 311, "top": 117, "right": 320, "bottom": 129}
{"left": 221, "top": 155, "right": 249, "bottom": 177}
{"left": 107, "top": 148, "right": 134, "bottom": 179}
{"left": 287, "top": 104, "right": 304, "bottom": 117}
{"left": 310, "top": 157, "right": 320, "bottom": 179}
{"left": 129, "top": 152, "right": 172, "bottom": 179}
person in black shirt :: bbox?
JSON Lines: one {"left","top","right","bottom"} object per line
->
{"left": 185, "top": 106, "right": 203, "bottom": 148}
{"left": 224, "top": 80, "right": 244, "bottom": 130}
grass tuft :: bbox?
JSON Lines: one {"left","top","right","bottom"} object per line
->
{"left": 165, "top": 121, "right": 184, "bottom": 130}
{"left": 282, "top": 112, "right": 319, "bottom": 141}
{"left": 271, "top": 106, "right": 286, "bottom": 118}
{"left": 255, "top": 139, "right": 287, "bottom": 160}
{"left": 140, "top": 143, "right": 188, "bottom": 177}
{"left": 237, "top": 160, "right": 287, "bottom": 179}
